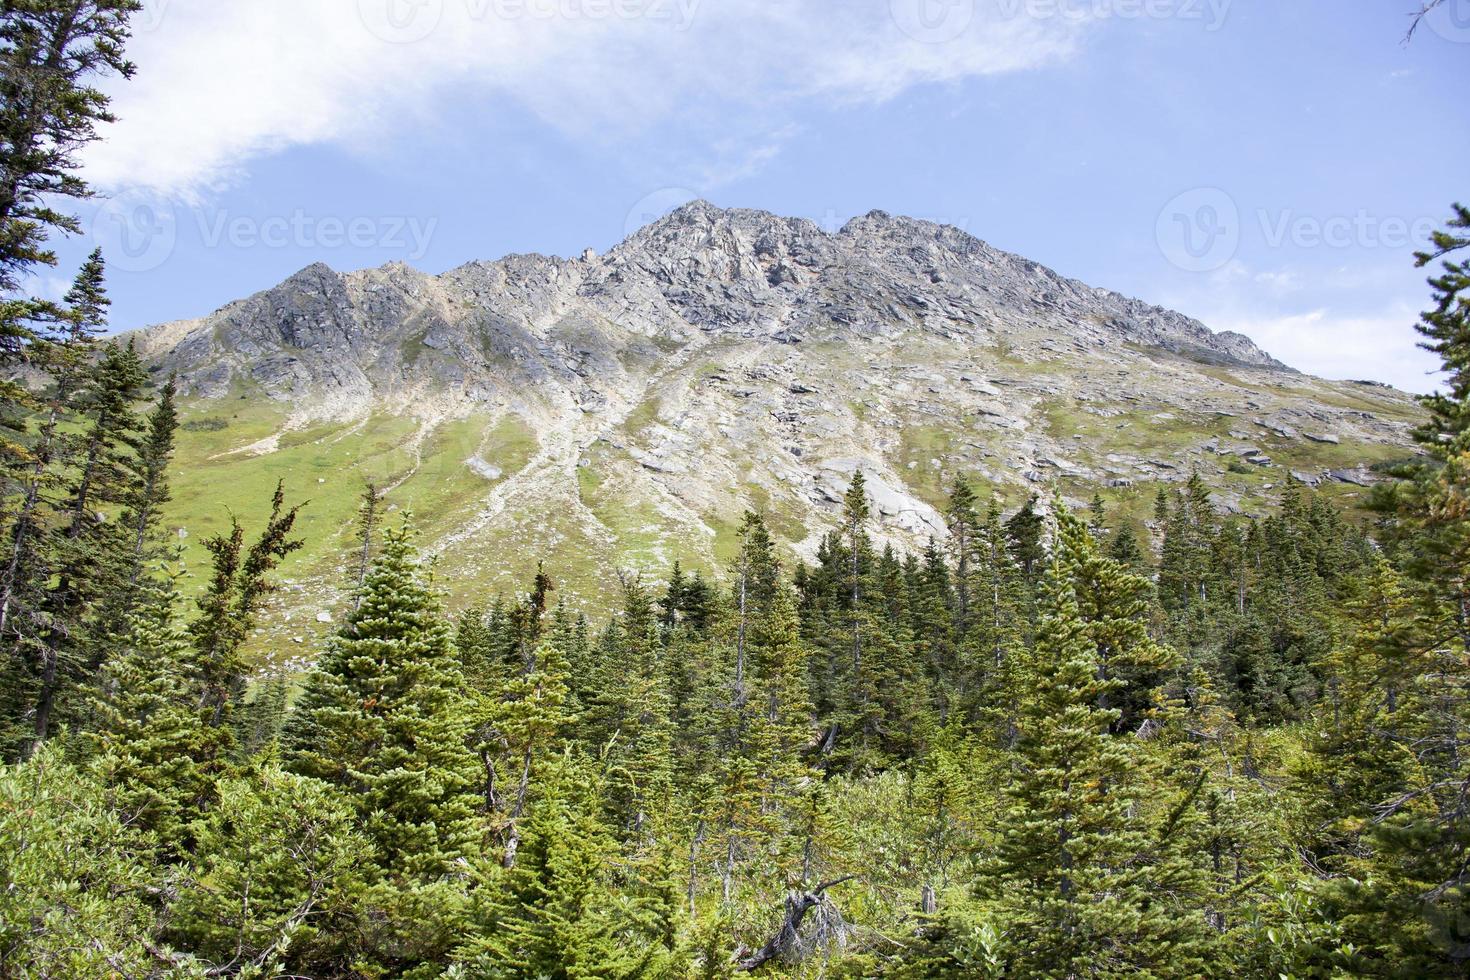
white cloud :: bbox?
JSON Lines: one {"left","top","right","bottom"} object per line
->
{"left": 87, "top": 0, "right": 1083, "bottom": 198}
{"left": 1211, "top": 305, "right": 1444, "bottom": 395}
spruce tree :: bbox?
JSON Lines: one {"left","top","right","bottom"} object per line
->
{"left": 192, "top": 481, "right": 303, "bottom": 730}
{"left": 1413, "top": 202, "right": 1470, "bottom": 449}
{"left": 284, "top": 521, "right": 483, "bottom": 975}
{"left": 27, "top": 338, "right": 150, "bottom": 748}
{"left": 0, "top": 1, "right": 141, "bottom": 464}
{"left": 945, "top": 477, "right": 982, "bottom": 636}
{"left": 0, "top": 249, "right": 107, "bottom": 641}
{"left": 285, "top": 521, "right": 481, "bottom": 873}
{"left": 89, "top": 574, "right": 216, "bottom": 854}
{"left": 456, "top": 750, "right": 682, "bottom": 979}
{"left": 0, "top": 251, "right": 110, "bottom": 756}
{"left": 977, "top": 507, "right": 1213, "bottom": 976}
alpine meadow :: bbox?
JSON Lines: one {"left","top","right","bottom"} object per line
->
{"left": 2, "top": 2, "right": 1470, "bottom": 978}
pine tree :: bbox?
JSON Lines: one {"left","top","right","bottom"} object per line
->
{"left": 1106, "top": 518, "right": 1148, "bottom": 572}
{"left": 945, "top": 477, "right": 983, "bottom": 637}
{"left": 284, "top": 521, "right": 483, "bottom": 975}
{"left": 977, "top": 507, "right": 1213, "bottom": 976}
{"left": 1003, "top": 494, "right": 1046, "bottom": 585}
{"left": 1413, "top": 202, "right": 1470, "bottom": 449}
{"left": 750, "top": 587, "right": 815, "bottom": 808}
{"left": 913, "top": 536, "right": 959, "bottom": 719}
{"left": 968, "top": 498, "right": 1027, "bottom": 737}
{"left": 599, "top": 573, "right": 675, "bottom": 847}
{"left": 26, "top": 338, "right": 150, "bottom": 749}
{"left": 192, "top": 481, "right": 303, "bottom": 730}
{"left": 89, "top": 573, "right": 215, "bottom": 854}
{"left": 89, "top": 372, "right": 178, "bottom": 646}
{"left": 0, "top": 251, "right": 110, "bottom": 756}
{"left": 456, "top": 751, "right": 681, "bottom": 979}
{"left": 285, "top": 521, "right": 481, "bottom": 873}
{"left": 1291, "top": 556, "right": 1416, "bottom": 861}
{"left": 350, "top": 479, "right": 381, "bottom": 604}
{"left": 480, "top": 640, "right": 576, "bottom": 868}
{"left": 0, "top": 1, "right": 141, "bottom": 465}
{"left": 0, "top": 249, "right": 107, "bottom": 640}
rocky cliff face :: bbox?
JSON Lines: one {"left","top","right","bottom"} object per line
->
{"left": 136, "top": 202, "right": 1423, "bottom": 641}
{"left": 141, "top": 201, "right": 1286, "bottom": 409}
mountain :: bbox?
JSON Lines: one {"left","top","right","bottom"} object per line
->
{"left": 133, "top": 202, "right": 1424, "bottom": 656}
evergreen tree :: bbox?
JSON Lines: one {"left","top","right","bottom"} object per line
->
{"left": 192, "top": 481, "right": 303, "bottom": 730}
{"left": 25, "top": 338, "right": 150, "bottom": 749}
{"left": 0, "top": 249, "right": 107, "bottom": 641}
{"left": 168, "top": 766, "right": 369, "bottom": 978}
{"left": 285, "top": 521, "right": 481, "bottom": 872}
{"left": 945, "top": 477, "right": 983, "bottom": 636}
{"left": 600, "top": 574, "right": 676, "bottom": 847}
{"left": 0, "top": 250, "right": 110, "bottom": 756}
{"left": 976, "top": 507, "right": 1213, "bottom": 976}
{"left": 89, "top": 573, "right": 215, "bottom": 854}
{"left": 1413, "top": 202, "right": 1470, "bottom": 449}
{"left": 350, "top": 479, "right": 382, "bottom": 603}
{"left": 482, "top": 640, "right": 576, "bottom": 868}
{"left": 457, "top": 751, "right": 682, "bottom": 979}
{"left": 284, "top": 521, "right": 483, "bottom": 975}
{"left": 0, "top": 0, "right": 141, "bottom": 464}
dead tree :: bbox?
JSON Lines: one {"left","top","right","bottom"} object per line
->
{"left": 738, "top": 875, "right": 856, "bottom": 972}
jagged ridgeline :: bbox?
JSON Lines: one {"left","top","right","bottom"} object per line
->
{"left": 131, "top": 202, "right": 1423, "bottom": 650}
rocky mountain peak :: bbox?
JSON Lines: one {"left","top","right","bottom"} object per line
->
{"left": 136, "top": 202, "right": 1421, "bottom": 611}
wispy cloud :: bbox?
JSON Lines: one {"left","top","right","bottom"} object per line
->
{"left": 88, "top": 0, "right": 1084, "bottom": 199}
{"left": 1211, "top": 305, "right": 1442, "bottom": 394}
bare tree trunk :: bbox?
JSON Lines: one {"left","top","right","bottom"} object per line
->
{"left": 738, "top": 876, "right": 855, "bottom": 972}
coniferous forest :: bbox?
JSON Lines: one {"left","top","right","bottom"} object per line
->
{"left": 3, "top": 2, "right": 1470, "bottom": 977}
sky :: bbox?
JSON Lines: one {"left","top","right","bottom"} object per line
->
{"left": 48, "top": 0, "right": 1470, "bottom": 393}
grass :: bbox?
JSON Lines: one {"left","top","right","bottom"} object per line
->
{"left": 163, "top": 403, "right": 549, "bottom": 663}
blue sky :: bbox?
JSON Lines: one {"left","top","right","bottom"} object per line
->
{"left": 53, "top": 0, "right": 1470, "bottom": 392}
